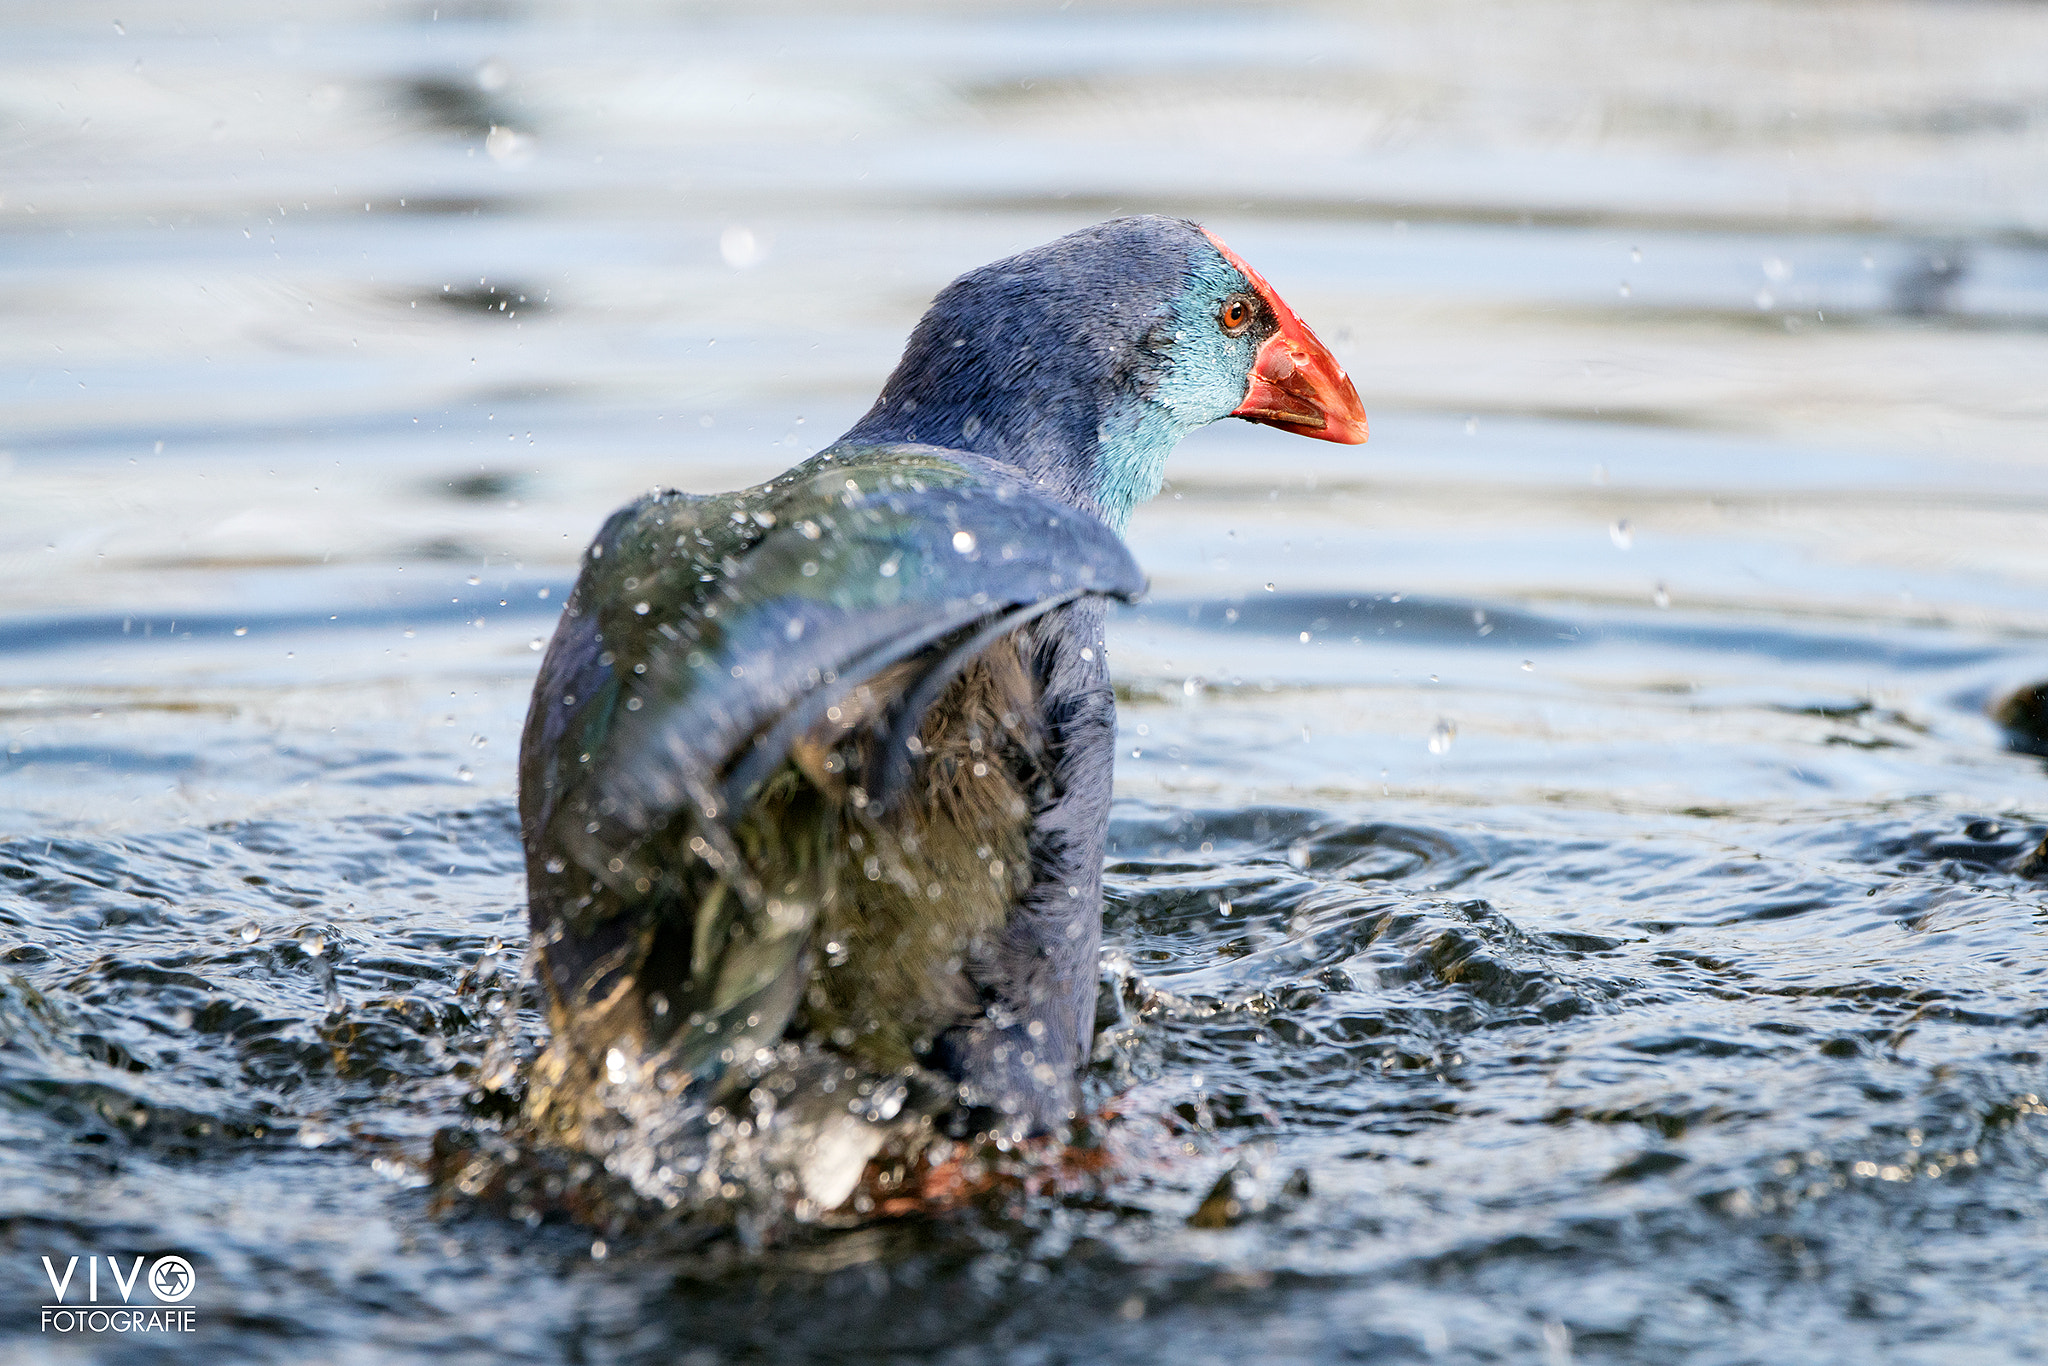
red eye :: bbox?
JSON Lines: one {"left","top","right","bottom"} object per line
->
{"left": 1219, "top": 297, "right": 1251, "bottom": 333}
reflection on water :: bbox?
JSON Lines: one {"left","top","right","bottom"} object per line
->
{"left": 4, "top": 1, "right": 2048, "bottom": 1361}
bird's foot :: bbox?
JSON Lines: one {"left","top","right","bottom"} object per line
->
{"left": 849, "top": 1107, "right": 1132, "bottom": 1219}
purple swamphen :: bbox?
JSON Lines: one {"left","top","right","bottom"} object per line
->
{"left": 517, "top": 216, "right": 1367, "bottom": 1211}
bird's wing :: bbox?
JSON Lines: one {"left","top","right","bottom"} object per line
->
{"left": 519, "top": 444, "right": 1142, "bottom": 1090}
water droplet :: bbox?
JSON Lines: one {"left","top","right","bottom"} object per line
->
{"left": 952, "top": 530, "right": 977, "bottom": 554}
{"left": 238, "top": 922, "right": 260, "bottom": 944}
{"left": 1754, "top": 288, "right": 1775, "bottom": 311}
{"left": 456, "top": 766, "right": 474, "bottom": 782}
{"left": 1617, "top": 281, "right": 1632, "bottom": 298}
{"left": 233, "top": 626, "right": 248, "bottom": 637}
{"left": 1428, "top": 719, "right": 1457, "bottom": 755}
{"left": 1609, "top": 519, "right": 1634, "bottom": 550}
{"left": 605, "top": 1048, "right": 631, "bottom": 1084}
{"left": 720, "top": 225, "right": 766, "bottom": 269}
{"left": 299, "top": 932, "right": 326, "bottom": 957}
{"left": 1521, "top": 659, "right": 1534, "bottom": 671}
{"left": 528, "top": 637, "right": 543, "bottom": 651}
{"left": 633, "top": 601, "right": 650, "bottom": 615}
{"left": 1653, "top": 582, "right": 1671, "bottom": 609}
{"left": 484, "top": 125, "right": 529, "bottom": 164}
{"left": 484, "top": 935, "right": 503, "bottom": 956}
{"left": 1264, "top": 582, "right": 1275, "bottom": 593}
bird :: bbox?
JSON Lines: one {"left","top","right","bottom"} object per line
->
{"left": 515, "top": 215, "right": 1366, "bottom": 1213}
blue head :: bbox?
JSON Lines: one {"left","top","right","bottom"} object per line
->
{"left": 838, "top": 216, "right": 1367, "bottom": 533}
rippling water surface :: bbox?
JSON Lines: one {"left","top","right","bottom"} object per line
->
{"left": 6, "top": 2, "right": 2048, "bottom": 1362}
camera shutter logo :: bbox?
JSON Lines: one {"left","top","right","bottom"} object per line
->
{"left": 147, "top": 1256, "right": 196, "bottom": 1304}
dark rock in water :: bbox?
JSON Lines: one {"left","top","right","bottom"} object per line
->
{"left": 1188, "top": 1167, "right": 1252, "bottom": 1228}
{"left": 1992, "top": 682, "right": 2048, "bottom": 757}
{"left": 2019, "top": 836, "right": 2048, "bottom": 880}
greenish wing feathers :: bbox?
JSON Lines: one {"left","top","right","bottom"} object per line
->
{"left": 523, "top": 443, "right": 1143, "bottom": 1090}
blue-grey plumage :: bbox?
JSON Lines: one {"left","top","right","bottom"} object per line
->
{"left": 516, "top": 216, "right": 1366, "bottom": 1209}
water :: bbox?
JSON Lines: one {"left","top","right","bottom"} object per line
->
{"left": 6, "top": 1, "right": 2048, "bottom": 1361}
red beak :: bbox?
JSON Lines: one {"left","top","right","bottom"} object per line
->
{"left": 1205, "top": 229, "right": 1368, "bottom": 445}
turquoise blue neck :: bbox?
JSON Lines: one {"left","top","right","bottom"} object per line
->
{"left": 1092, "top": 398, "right": 1202, "bottom": 534}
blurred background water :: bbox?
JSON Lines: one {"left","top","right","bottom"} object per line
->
{"left": 4, "top": 1, "right": 2048, "bottom": 1362}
